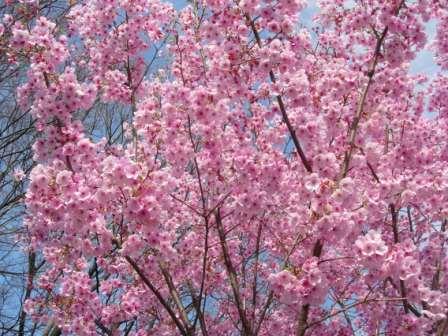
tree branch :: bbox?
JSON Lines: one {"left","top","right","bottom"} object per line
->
{"left": 215, "top": 209, "right": 253, "bottom": 335}
{"left": 245, "top": 14, "right": 312, "bottom": 173}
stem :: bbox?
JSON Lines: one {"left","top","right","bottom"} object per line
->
{"left": 125, "top": 256, "right": 189, "bottom": 336}
{"left": 295, "top": 240, "right": 323, "bottom": 336}
{"left": 245, "top": 14, "right": 312, "bottom": 173}
{"left": 188, "top": 283, "right": 208, "bottom": 336}
{"left": 389, "top": 204, "right": 422, "bottom": 317}
{"left": 251, "top": 223, "right": 263, "bottom": 330}
{"left": 215, "top": 210, "right": 253, "bottom": 335}
{"left": 341, "top": 26, "right": 389, "bottom": 178}
{"left": 159, "top": 264, "right": 193, "bottom": 334}
{"left": 18, "top": 252, "right": 36, "bottom": 336}
{"left": 341, "top": 0, "right": 405, "bottom": 178}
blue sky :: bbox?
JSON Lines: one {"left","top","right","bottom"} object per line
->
{"left": 410, "top": 19, "right": 440, "bottom": 76}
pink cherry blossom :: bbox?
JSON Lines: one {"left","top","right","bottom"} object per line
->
{"left": 12, "top": 168, "right": 25, "bottom": 182}
{"left": 7, "top": 0, "right": 448, "bottom": 335}
{"left": 355, "top": 230, "right": 389, "bottom": 257}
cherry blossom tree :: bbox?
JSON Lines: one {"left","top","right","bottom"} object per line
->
{"left": 5, "top": 0, "right": 448, "bottom": 335}
{"left": 0, "top": 1, "right": 137, "bottom": 334}
{"left": 0, "top": 2, "right": 73, "bottom": 335}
